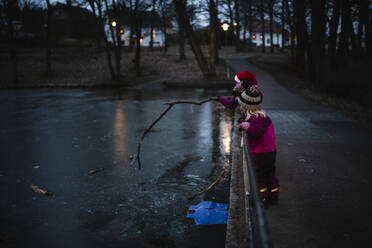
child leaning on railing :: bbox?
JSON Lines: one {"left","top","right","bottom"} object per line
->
{"left": 217, "top": 71, "right": 280, "bottom": 203}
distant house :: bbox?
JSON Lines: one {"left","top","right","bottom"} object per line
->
{"left": 240, "top": 20, "right": 289, "bottom": 48}
{"left": 105, "top": 10, "right": 167, "bottom": 47}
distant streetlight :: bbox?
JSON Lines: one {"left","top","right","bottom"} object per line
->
{"left": 111, "top": 21, "right": 117, "bottom": 27}
{"left": 221, "top": 23, "right": 230, "bottom": 32}
{"left": 221, "top": 22, "right": 230, "bottom": 46}
{"left": 120, "top": 29, "right": 124, "bottom": 34}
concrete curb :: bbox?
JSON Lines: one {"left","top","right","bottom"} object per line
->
{"left": 225, "top": 113, "right": 247, "bottom": 248}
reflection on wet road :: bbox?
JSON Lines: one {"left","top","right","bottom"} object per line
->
{"left": 0, "top": 87, "right": 233, "bottom": 248}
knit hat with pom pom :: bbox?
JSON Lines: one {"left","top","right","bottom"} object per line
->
{"left": 237, "top": 85, "right": 263, "bottom": 110}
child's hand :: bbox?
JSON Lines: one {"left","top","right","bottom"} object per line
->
{"left": 239, "top": 122, "right": 250, "bottom": 131}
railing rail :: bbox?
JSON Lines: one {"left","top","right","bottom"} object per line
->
{"left": 242, "top": 133, "right": 274, "bottom": 248}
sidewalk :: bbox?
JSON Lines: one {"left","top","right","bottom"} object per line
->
{"left": 224, "top": 57, "right": 372, "bottom": 248}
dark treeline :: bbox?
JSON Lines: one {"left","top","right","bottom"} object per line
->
{"left": 289, "top": 0, "right": 371, "bottom": 106}
{"left": 1, "top": 0, "right": 371, "bottom": 105}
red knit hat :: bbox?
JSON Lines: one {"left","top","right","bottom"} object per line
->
{"left": 234, "top": 71, "right": 257, "bottom": 85}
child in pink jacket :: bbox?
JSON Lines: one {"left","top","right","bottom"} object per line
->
{"left": 237, "top": 86, "right": 279, "bottom": 202}
{"left": 219, "top": 73, "right": 279, "bottom": 202}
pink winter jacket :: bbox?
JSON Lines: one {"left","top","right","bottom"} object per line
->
{"left": 218, "top": 96, "right": 276, "bottom": 153}
{"left": 241, "top": 114, "right": 276, "bottom": 153}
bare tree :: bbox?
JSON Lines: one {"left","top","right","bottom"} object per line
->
{"left": 294, "top": 0, "right": 306, "bottom": 67}
{"left": 149, "top": 0, "right": 156, "bottom": 51}
{"left": 86, "top": 0, "right": 115, "bottom": 80}
{"left": 286, "top": 0, "right": 295, "bottom": 63}
{"left": 367, "top": 1, "right": 372, "bottom": 57}
{"left": 2, "top": 0, "right": 19, "bottom": 84}
{"left": 338, "top": 0, "right": 352, "bottom": 59}
{"left": 233, "top": 0, "right": 240, "bottom": 51}
{"left": 45, "top": 0, "right": 52, "bottom": 76}
{"left": 281, "top": 0, "right": 286, "bottom": 51}
{"left": 174, "top": 0, "right": 210, "bottom": 75}
{"left": 310, "top": 0, "right": 325, "bottom": 85}
{"left": 104, "top": 0, "right": 123, "bottom": 80}
{"left": 328, "top": 0, "right": 340, "bottom": 66}
{"left": 260, "top": 0, "right": 265, "bottom": 53}
{"left": 175, "top": 6, "right": 186, "bottom": 60}
{"left": 157, "top": 0, "right": 171, "bottom": 52}
{"left": 209, "top": 0, "right": 217, "bottom": 72}
{"left": 268, "top": 0, "right": 274, "bottom": 53}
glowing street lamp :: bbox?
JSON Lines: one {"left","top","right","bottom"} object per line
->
{"left": 221, "top": 22, "right": 230, "bottom": 32}
{"left": 111, "top": 21, "right": 117, "bottom": 27}
{"left": 221, "top": 22, "right": 230, "bottom": 46}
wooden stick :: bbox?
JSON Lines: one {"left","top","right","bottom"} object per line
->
{"left": 130, "top": 97, "right": 219, "bottom": 169}
{"left": 30, "top": 184, "right": 53, "bottom": 196}
{"left": 163, "top": 97, "right": 219, "bottom": 106}
{"left": 87, "top": 168, "right": 104, "bottom": 175}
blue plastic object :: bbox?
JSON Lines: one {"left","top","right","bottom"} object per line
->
{"left": 187, "top": 201, "right": 228, "bottom": 225}
{"left": 189, "top": 201, "right": 228, "bottom": 211}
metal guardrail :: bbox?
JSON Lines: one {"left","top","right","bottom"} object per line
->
{"left": 242, "top": 133, "right": 274, "bottom": 248}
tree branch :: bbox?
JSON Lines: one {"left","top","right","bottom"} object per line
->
{"left": 130, "top": 97, "right": 218, "bottom": 169}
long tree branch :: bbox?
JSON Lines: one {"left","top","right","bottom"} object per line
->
{"left": 130, "top": 97, "right": 218, "bottom": 169}
{"left": 188, "top": 168, "right": 228, "bottom": 200}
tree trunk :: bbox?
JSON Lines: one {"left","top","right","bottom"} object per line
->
{"left": 178, "top": 26, "right": 186, "bottom": 60}
{"left": 281, "top": 0, "right": 286, "bottom": 50}
{"left": 295, "top": 0, "right": 306, "bottom": 67}
{"left": 174, "top": 0, "right": 210, "bottom": 75}
{"left": 243, "top": 13, "right": 247, "bottom": 45}
{"left": 150, "top": 21, "right": 154, "bottom": 51}
{"left": 310, "top": 0, "right": 325, "bottom": 86}
{"left": 248, "top": 0, "right": 252, "bottom": 43}
{"left": 233, "top": 0, "right": 241, "bottom": 51}
{"left": 328, "top": 0, "right": 340, "bottom": 66}
{"left": 227, "top": 0, "right": 235, "bottom": 46}
{"left": 135, "top": 19, "right": 142, "bottom": 77}
{"left": 175, "top": 2, "right": 186, "bottom": 60}
{"left": 3, "top": 0, "right": 18, "bottom": 84}
{"left": 269, "top": 0, "right": 274, "bottom": 53}
{"left": 367, "top": 4, "right": 372, "bottom": 57}
{"left": 209, "top": 0, "right": 217, "bottom": 72}
{"left": 129, "top": 25, "right": 134, "bottom": 52}
{"left": 338, "top": 0, "right": 351, "bottom": 60}
{"left": 115, "top": 24, "right": 122, "bottom": 79}
{"left": 213, "top": 0, "right": 219, "bottom": 63}
{"left": 104, "top": 0, "right": 121, "bottom": 80}
{"left": 286, "top": 0, "right": 295, "bottom": 63}
{"left": 45, "top": 0, "right": 52, "bottom": 76}
{"left": 97, "top": 0, "right": 115, "bottom": 80}
{"left": 260, "top": 0, "right": 265, "bottom": 53}
{"left": 348, "top": 13, "right": 357, "bottom": 58}
{"left": 162, "top": 23, "right": 168, "bottom": 52}
{"left": 150, "top": 0, "right": 156, "bottom": 51}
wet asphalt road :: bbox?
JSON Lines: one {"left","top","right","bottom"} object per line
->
{"left": 0, "top": 85, "right": 234, "bottom": 248}
{"left": 227, "top": 58, "right": 372, "bottom": 248}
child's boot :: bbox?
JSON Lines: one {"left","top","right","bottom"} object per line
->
{"left": 258, "top": 178, "right": 269, "bottom": 202}
{"left": 268, "top": 173, "right": 280, "bottom": 203}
